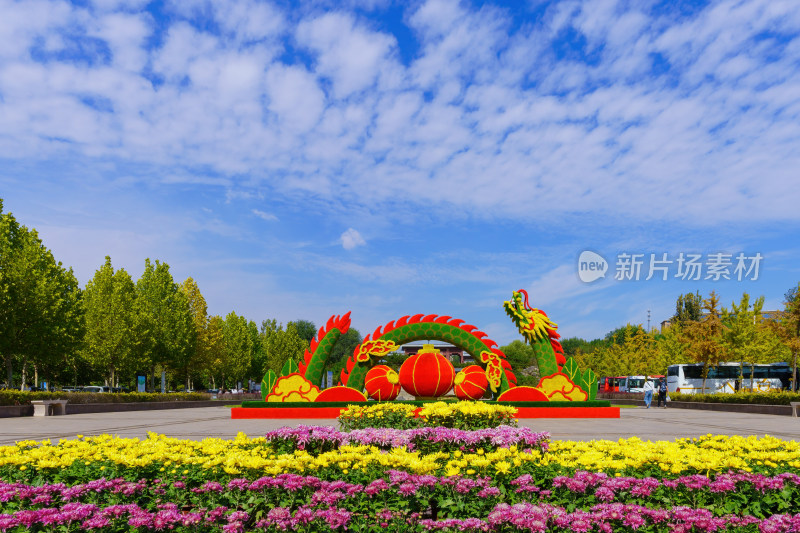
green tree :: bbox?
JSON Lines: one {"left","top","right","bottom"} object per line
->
{"left": 81, "top": 257, "right": 138, "bottom": 388}
{"left": 681, "top": 291, "right": 728, "bottom": 392}
{"left": 288, "top": 320, "right": 317, "bottom": 343}
{"left": 722, "top": 292, "right": 766, "bottom": 390}
{"left": 255, "top": 319, "right": 278, "bottom": 379}
{"left": 0, "top": 200, "right": 84, "bottom": 389}
{"left": 604, "top": 324, "right": 645, "bottom": 345}
{"left": 134, "top": 259, "right": 195, "bottom": 390}
{"left": 561, "top": 336, "right": 607, "bottom": 359}
{"left": 205, "top": 315, "right": 226, "bottom": 389}
{"left": 572, "top": 324, "right": 675, "bottom": 379}
{"left": 501, "top": 340, "right": 539, "bottom": 386}
{"left": 31, "top": 265, "right": 83, "bottom": 389}
{"left": 179, "top": 277, "right": 208, "bottom": 390}
{"left": 246, "top": 319, "right": 262, "bottom": 389}
{"left": 262, "top": 322, "right": 308, "bottom": 378}
{"left": 222, "top": 312, "right": 256, "bottom": 388}
{"left": 673, "top": 291, "right": 703, "bottom": 327}
{"left": 768, "top": 284, "right": 800, "bottom": 391}
{"left": 380, "top": 351, "right": 409, "bottom": 372}
{"left": 654, "top": 323, "right": 687, "bottom": 370}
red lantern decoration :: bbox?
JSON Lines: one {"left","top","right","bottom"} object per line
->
{"left": 364, "top": 365, "right": 401, "bottom": 401}
{"left": 454, "top": 365, "right": 489, "bottom": 400}
{"left": 398, "top": 344, "right": 456, "bottom": 398}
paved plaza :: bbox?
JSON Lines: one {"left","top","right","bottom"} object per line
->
{"left": 2, "top": 406, "right": 800, "bottom": 445}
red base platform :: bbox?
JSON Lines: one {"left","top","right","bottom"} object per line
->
{"left": 231, "top": 406, "right": 620, "bottom": 419}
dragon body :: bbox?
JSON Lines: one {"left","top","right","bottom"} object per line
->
{"left": 295, "top": 314, "right": 515, "bottom": 394}
{"left": 339, "top": 315, "right": 515, "bottom": 393}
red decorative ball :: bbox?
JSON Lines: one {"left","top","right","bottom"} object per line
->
{"left": 315, "top": 386, "right": 367, "bottom": 403}
{"left": 364, "top": 365, "right": 401, "bottom": 401}
{"left": 398, "top": 346, "right": 456, "bottom": 398}
{"left": 496, "top": 386, "right": 549, "bottom": 402}
{"left": 454, "top": 365, "right": 489, "bottom": 400}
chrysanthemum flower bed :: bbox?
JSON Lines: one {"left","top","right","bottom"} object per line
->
{"left": 338, "top": 402, "right": 519, "bottom": 431}
{"left": 2, "top": 403, "right": 800, "bottom": 531}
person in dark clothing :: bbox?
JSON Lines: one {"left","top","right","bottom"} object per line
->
{"left": 657, "top": 378, "right": 668, "bottom": 408}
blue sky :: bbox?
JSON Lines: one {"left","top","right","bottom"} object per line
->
{"left": 1, "top": 0, "right": 799, "bottom": 346}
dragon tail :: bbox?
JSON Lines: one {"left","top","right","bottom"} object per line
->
{"left": 297, "top": 312, "right": 351, "bottom": 376}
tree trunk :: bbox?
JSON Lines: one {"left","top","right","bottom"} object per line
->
{"left": 701, "top": 365, "right": 707, "bottom": 394}
{"left": 20, "top": 362, "right": 27, "bottom": 391}
{"left": 6, "top": 357, "right": 13, "bottom": 389}
{"left": 34, "top": 365, "right": 38, "bottom": 389}
{"left": 738, "top": 362, "right": 744, "bottom": 393}
{"left": 793, "top": 351, "right": 798, "bottom": 392}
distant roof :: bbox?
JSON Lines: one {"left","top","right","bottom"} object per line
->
{"left": 401, "top": 341, "right": 457, "bottom": 347}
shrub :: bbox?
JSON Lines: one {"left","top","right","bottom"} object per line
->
{"left": 0, "top": 390, "right": 212, "bottom": 406}
{"left": 338, "top": 401, "right": 518, "bottom": 431}
{"left": 669, "top": 390, "right": 800, "bottom": 405}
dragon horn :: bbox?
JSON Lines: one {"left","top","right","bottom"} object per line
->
{"left": 519, "top": 289, "right": 532, "bottom": 311}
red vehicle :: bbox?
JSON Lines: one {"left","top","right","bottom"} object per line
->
{"left": 598, "top": 376, "right": 625, "bottom": 393}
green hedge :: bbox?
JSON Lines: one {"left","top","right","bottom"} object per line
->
{"left": 670, "top": 391, "right": 800, "bottom": 405}
{"left": 0, "top": 391, "right": 212, "bottom": 406}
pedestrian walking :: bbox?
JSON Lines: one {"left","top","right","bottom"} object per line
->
{"left": 657, "top": 377, "right": 668, "bottom": 408}
{"left": 643, "top": 377, "right": 654, "bottom": 408}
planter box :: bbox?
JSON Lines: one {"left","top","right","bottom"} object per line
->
{"left": 66, "top": 400, "right": 222, "bottom": 414}
{"left": 0, "top": 405, "right": 33, "bottom": 417}
{"left": 606, "top": 398, "right": 793, "bottom": 416}
{"left": 232, "top": 400, "right": 619, "bottom": 419}
{"left": 0, "top": 400, "right": 223, "bottom": 417}
{"left": 666, "top": 401, "right": 791, "bottom": 416}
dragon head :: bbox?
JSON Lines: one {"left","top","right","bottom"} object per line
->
{"left": 504, "top": 289, "right": 558, "bottom": 343}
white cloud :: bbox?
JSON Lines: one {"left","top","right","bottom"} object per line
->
{"left": 252, "top": 209, "right": 278, "bottom": 222}
{"left": 90, "top": 12, "right": 152, "bottom": 71}
{"left": 90, "top": 0, "right": 151, "bottom": 12}
{"left": 264, "top": 63, "right": 325, "bottom": 133}
{"left": 340, "top": 228, "right": 366, "bottom": 250}
{"left": 0, "top": 0, "right": 798, "bottom": 228}
{"left": 296, "top": 12, "right": 396, "bottom": 98}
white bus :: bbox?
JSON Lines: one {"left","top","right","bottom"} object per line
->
{"left": 619, "top": 375, "right": 665, "bottom": 393}
{"left": 619, "top": 376, "right": 646, "bottom": 393}
{"left": 666, "top": 362, "right": 791, "bottom": 394}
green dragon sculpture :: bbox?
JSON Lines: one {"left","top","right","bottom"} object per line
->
{"left": 504, "top": 289, "right": 597, "bottom": 399}
{"left": 262, "top": 290, "right": 597, "bottom": 401}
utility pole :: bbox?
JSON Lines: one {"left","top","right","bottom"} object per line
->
{"left": 647, "top": 309, "right": 651, "bottom": 332}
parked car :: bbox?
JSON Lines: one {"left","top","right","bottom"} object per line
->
{"left": 82, "top": 386, "right": 109, "bottom": 393}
